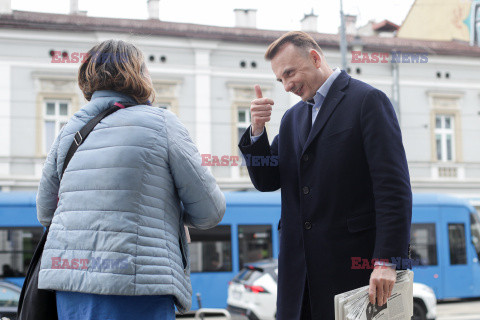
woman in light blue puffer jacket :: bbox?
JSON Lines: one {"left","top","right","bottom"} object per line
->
{"left": 36, "top": 39, "right": 226, "bottom": 320}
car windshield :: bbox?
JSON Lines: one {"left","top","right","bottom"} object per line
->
{"left": 471, "top": 211, "right": 480, "bottom": 259}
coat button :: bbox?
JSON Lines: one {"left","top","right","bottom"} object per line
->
{"left": 302, "top": 154, "right": 309, "bottom": 162}
{"left": 304, "top": 221, "right": 312, "bottom": 230}
{"left": 302, "top": 186, "right": 310, "bottom": 195}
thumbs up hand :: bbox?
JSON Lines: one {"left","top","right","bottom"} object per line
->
{"left": 250, "top": 85, "right": 274, "bottom": 136}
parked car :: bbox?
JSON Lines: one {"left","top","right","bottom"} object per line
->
{"left": 0, "top": 280, "right": 21, "bottom": 320}
{"left": 227, "top": 260, "right": 277, "bottom": 320}
{"left": 227, "top": 259, "right": 437, "bottom": 320}
{"left": 413, "top": 282, "right": 437, "bottom": 320}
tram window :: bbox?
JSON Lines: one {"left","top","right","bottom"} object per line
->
{"left": 0, "top": 228, "right": 43, "bottom": 277}
{"left": 189, "top": 225, "right": 232, "bottom": 272}
{"left": 410, "top": 223, "right": 437, "bottom": 265}
{"left": 448, "top": 223, "right": 467, "bottom": 265}
{"left": 0, "top": 282, "right": 20, "bottom": 307}
{"left": 238, "top": 225, "right": 273, "bottom": 269}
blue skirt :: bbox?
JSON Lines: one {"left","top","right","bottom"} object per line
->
{"left": 56, "top": 291, "right": 175, "bottom": 320}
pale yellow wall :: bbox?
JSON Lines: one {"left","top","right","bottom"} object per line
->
{"left": 398, "top": 0, "right": 472, "bottom": 41}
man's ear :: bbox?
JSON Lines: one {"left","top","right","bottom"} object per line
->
{"left": 310, "top": 49, "right": 322, "bottom": 68}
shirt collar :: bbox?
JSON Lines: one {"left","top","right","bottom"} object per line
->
{"left": 307, "top": 68, "right": 341, "bottom": 107}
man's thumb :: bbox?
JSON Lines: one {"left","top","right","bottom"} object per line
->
{"left": 254, "top": 85, "right": 263, "bottom": 99}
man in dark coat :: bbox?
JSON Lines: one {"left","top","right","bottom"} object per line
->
{"left": 238, "top": 31, "right": 412, "bottom": 320}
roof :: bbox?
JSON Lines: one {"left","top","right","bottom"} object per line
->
{"left": 1, "top": 10, "right": 480, "bottom": 57}
{"left": 372, "top": 20, "right": 400, "bottom": 32}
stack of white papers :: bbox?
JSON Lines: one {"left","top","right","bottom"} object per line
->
{"left": 334, "top": 270, "right": 413, "bottom": 320}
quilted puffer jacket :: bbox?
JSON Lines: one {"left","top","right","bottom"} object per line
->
{"left": 36, "top": 90, "right": 225, "bottom": 312}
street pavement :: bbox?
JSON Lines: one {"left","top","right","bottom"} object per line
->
{"left": 437, "top": 299, "right": 480, "bottom": 320}
{"left": 177, "top": 299, "right": 480, "bottom": 319}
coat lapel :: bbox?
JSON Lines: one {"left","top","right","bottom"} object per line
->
{"left": 302, "top": 71, "right": 350, "bottom": 155}
{"left": 296, "top": 101, "right": 311, "bottom": 154}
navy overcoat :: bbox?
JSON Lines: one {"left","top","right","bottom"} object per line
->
{"left": 238, "top": 71, "right": 412, "bottom": 320}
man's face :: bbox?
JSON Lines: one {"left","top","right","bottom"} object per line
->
{"left": 271, "top": 43, "right": 322, "bottom": 101}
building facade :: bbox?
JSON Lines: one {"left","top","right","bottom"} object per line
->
{"left": 0, "top": 2, "right": 480, "bottom": 211}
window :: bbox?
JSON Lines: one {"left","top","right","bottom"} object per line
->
{"left": 435, "top": 114, "right": 455, "bottom": 162}
{"left": 229, "top": 85, "right": 270, "bottom": 179}
{"left": 238, "top": 225, "right": 273, "bottom": 269}
{"left": 189, "top": 225, "right": 232, "bottom": 272}
{"left": 0, "top": 228, "right": 43, "bottom": 277}
{"left": 230, "top": 268, "right": 263, "bottom": 287}
{"left": 152, "top": 81, "right": 180, "bottom": 115}
{"left": 0, "top": 283, "right": 20, "bottom": 307}
{"left": 237, "top": 108, "right": 251, "bottom": 140}
{"left": 237, "top": 108, "right": 251, "bottom": 176}
{"left": 448, "top": 223, "right": 467, "bottom": 265}
{"left": 410, "top": 224, "right": 437, "bottom": 265}
{"left": 428, "top": 93, "right": 462, "bottom": 167}
{"left": 471, "top": 213, "right": 480, "bottom": 260}
{"left": 44, "top": 100, "right": 70, "bottom": 152}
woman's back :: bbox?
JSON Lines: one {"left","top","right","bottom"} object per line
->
{"left": 37, "top": 90, "right": 225, "bottom": 313}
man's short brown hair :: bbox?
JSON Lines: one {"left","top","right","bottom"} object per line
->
{"left": 265, "top": 31, "right": 323, "bottom": 61}
{"left": 78, "top": 39, "right": 155, "bottom": 104}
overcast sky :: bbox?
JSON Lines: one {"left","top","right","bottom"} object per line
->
{"left": 11, "top": 0, "right": 416, "bottom": 34}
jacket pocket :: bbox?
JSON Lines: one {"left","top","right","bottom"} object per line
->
{"left": 347, "top": 211, "right": 376, "bottom": 233}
